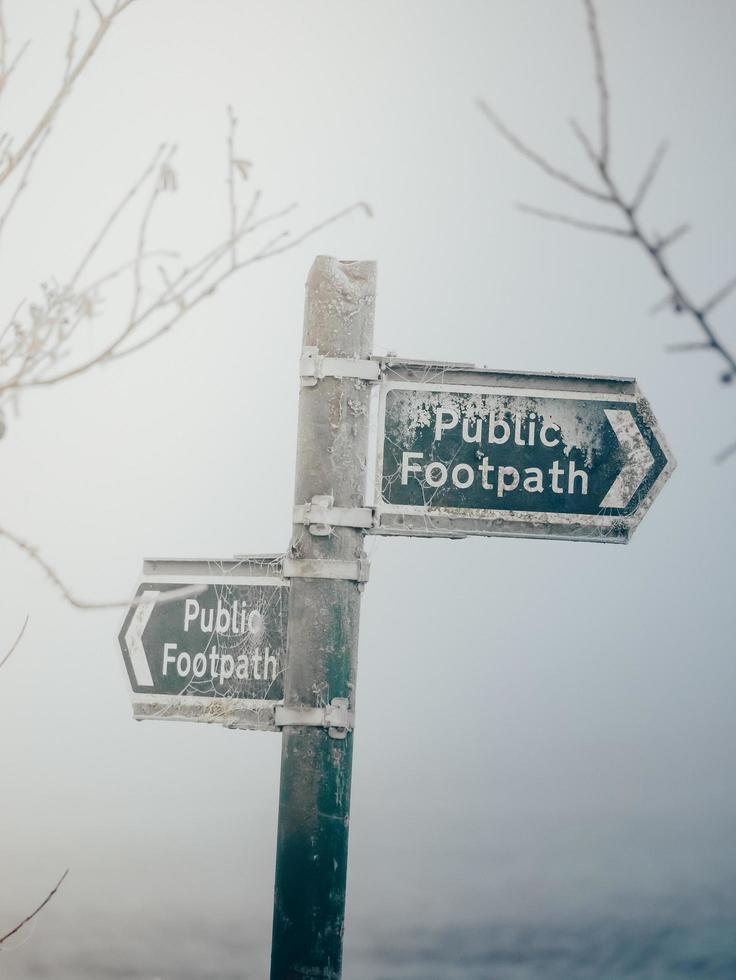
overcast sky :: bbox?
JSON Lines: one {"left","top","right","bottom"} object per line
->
{"left": 0, "top": 1, "right": 734, "bottom": 976}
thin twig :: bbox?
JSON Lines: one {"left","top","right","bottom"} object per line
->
{"left": 0, "top": 128, "right": 51, "bottom": 241}
{"left": 476, "top": 98, "right": 613, "bottom": 203}
{"left": 0, "top": 2, "right": 132, "bottom": 187}
{"left": 517, "top": 202, "right": 632, "bottom": 238}
{"left": 227, "top": 105, "right": 237, "bottom": 269}
{"left": 582, "top": 0, "right": 610, "bottom": 165}
{"left": 655, "top": 223, "right": 690, "bottom": 251}
{"left": 632, "top": 141, "right": 668, "bottom": 212}
{"left": 0, "top": 524, "right": 203, "bottom": 609}
{"left": 665, "top": 340, "right": 714, "bottom": 353}
{"left": 477, "top": 0, "right": 736, "bottom": 402}
{"left": 0, "top": 870, "right": 69, "bottom": 946}
{"left": 702, "top": 272, "right": 736, "bottom": 315}
{"left": 714, "top": 440, "right": 736, "bottom": 464}
{"left": 0, "top": 614, "right": 28, "bottom": 670}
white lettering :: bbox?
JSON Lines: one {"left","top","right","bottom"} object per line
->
{"left": 451, "top": 463, "right": 474, "bottom": 489}
{"left": 183, "top": 599, "right": 199, "bottom": 632}
{"left": 163, "top": 642, "right": 177, "bottom": 675}
{"left": 248, "top": 610, "right": 264, "bottom": 637}
{"left": 549, "top": 459, "right": 565, "bottom": 493}
{"left": 434, "top": 407, "right": 459, "bottom": 441}
{"left": 540, "top": 423, "right": 560, "bottom": 448}
{"left": 215, "top": 601, "right": 230, "bottom": 634}
{"left": 219, "top": 653, "right": 235, "bottom": 683}
{"left": 425, "top": 461, "right": 448, "bottom": 487}
{"left": 567, "top": 460, "right": 589, "bottom": 495}
{"left": 523, "top": 467, "right": 544, "bottom": 492}
{"left": 263, "top": 647, "right": 277, "bottom": 681}
{"left": 497, "top": 465, "right": 520, "bottom": 497}
{"left": 461, "top": 417, "right": 482, "bottom": 444}
{"left": 479, "top": 457, "right": 494, "bottom": 490}
{"left": 401, "top": 451, "right": 424, "bottom": 485}
{"left": 488, "top": 416, "right": 511, "bottom": 445}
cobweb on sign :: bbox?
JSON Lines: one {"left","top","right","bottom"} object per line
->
{"left": 374, "top": 360, "right": 633, "bottom": 542}
{"left": 142, "top": 556, "right": 288, "bottom": 730}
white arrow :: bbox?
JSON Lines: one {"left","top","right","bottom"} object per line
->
{"left": 600, "top": 409, "right": 655, "bottom": 510}
{"left": 124, "top": 590, "right": 159, "bottom": 686}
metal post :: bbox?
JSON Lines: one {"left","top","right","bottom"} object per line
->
{"left": 270, "top": 256, "right": 376, "bottom": 980}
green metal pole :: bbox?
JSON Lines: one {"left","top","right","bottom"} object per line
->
{"left": 270, "top": 256, "right": 376, "bottom": 980}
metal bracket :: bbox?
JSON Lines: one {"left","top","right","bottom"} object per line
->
{"left": 300, "top": 346, "right": 380, "bottom": 387}
{"left": 294, "top": 494, "right": 375, "bottom": 536}
{"left": 275, "top": 697, "right": 353, "bottom": 739}
{"left": 282, "top": 555, "right": 370, "bottom": 583}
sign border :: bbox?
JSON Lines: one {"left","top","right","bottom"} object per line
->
{"left": 116, "top": 555, "right": 289, "bottom": 731}
{"left": 372, "top": 364, "right": 675, "bottom": 544}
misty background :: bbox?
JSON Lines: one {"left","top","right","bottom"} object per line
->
{"left": 0, "top": 1, "right": 734, "bottom": 977}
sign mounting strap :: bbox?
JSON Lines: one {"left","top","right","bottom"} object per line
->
{"left": 275, "top": 698, "right": 353, "bottom": 740}
{"left": 294, "top": 494, "right": 375, "bottom": 535}
{"left": 300, "top": 346, "right": 380, "bottom": 386}
{"left": 282, "top": 555, "right": 370, "bottom": 584}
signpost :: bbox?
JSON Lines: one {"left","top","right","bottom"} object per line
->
{"left": 116, "top": 256, "right": 676, "bottom": 980}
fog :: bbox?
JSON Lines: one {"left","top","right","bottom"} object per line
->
{"left": 0, "top": 1, "right": 734, "bottom": 977}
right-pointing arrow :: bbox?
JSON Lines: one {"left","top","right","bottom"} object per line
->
{"left": 600, "top": 409, "right": 655, "bottom": 510}
{"left": 124, "top": 590, "right": 159, "bottom": 687}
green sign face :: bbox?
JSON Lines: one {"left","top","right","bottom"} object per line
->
{"left": 118, "top": 559, "right": 288, "bottom": 729}
{"left": 376, "top": 375, "right": 675, "bottom": 543}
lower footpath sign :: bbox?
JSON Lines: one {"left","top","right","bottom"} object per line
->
{"left": 118, "top": 556, "right": 288, "bottom": 730}
{"left": 374, "top": 360, "right": 675, "bottom": 543}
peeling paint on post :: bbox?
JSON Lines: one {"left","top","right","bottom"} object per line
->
{"left": 270, "top": 257, "right": 376, "bottom": 980}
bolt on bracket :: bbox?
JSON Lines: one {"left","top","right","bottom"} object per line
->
{"left": 294, "top": 494, "right": 375, "bottom": 536}
{"left": 282, "top": 555, "right": 370, "bottom": 584}
{"left": 299, "top": 346, "right": 381, "bottom": 387}
{"left": 274, "top": 697, "right": 353, "bottom": 739}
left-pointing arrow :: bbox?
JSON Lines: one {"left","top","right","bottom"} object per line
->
{"left": 600, "top": 409, "right": 655, "bottom": 510}
{"left": 124, "top": 590, "right": 159, "bottom": 686}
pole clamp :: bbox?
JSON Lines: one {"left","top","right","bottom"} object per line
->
{"left": 299, "top": 346, "right": 380, "bottom": 387}
{"left": 282, "top": 555, "right": 370, "bottom": 584}
{"left": 293, "top": 494, "right": 375, "bottom": 536}
{"left": 275, "top": 698, "right": 353, "bottom": 739}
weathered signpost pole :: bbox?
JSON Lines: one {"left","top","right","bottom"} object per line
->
{"left": 117, "top": 254, "right": 676, "bottom": 980}
{"left": 270, "top": 257, "right": 377, "bottom": 979}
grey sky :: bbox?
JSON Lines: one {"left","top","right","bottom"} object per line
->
{"left": 0, "top": 1, "right": 734, "bottom": 975}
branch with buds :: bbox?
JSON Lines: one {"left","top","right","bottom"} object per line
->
{"left": 0, "top": 2, "right": 371, "bottom": 606}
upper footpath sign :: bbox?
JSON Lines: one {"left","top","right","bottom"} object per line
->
{"left": 374, "top": 361, "right": 675, "bottom": 543}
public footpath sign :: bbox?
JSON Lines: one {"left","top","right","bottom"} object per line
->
{"left": 118, "top": 556, "right": 288, "bottom": 730}
{"left": 375, "top": 360, "right": 675, "bottom": 543}
{"left": 116, "top": 258, "right": 677, "bottom": 980}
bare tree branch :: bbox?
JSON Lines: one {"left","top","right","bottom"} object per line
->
{"left": 0, "top": 127, "right": 50, "bottom": 241}
{"left": 476, "top": 98, "right": 613, "bottom": 203}
{"left": 632, "top": 140, "right": 668, "bottom": 212}
{"left": 0, "top": 117, "right": 368, "bottom": 396}
{"left": 702, "top": 272, "right": 736, "bottom": 315}
{"left": 517, "top": 202, "right": 632, "bottom": 238}
{"left": 654, "top": 223, "right": 690, "bottom": 252}
{"left": 714, "top": 439, "right": 736, "bottom": 464}
{"left": 0, "top": 870, "right": 69, "bottom": 946}
{"left": 0, "top": 613, "right": 28, "bottom": 670}
{"left": 477, "top": 0, "right": 736, "bottom": 412}
{"left": 0, "top": 3, "right": 133, "bottom": 187}
{"left": 0, "top": 524, "right": 203, "bottom": 609}
{"left": 582, "top": 0, "right": 610, "bottom": 165}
